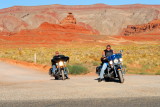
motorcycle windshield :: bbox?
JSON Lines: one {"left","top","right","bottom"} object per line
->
{"left": 52, "top": 55, "right": 69, "bottom": 63}
{"left": 107, "top": 53, "right": 122, "bottom": 61}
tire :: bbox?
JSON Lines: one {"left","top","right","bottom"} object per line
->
{"left": 55, "top": 76, "right": 59, "bottom": 80}
{"left": 118, "top": 70, "right": 124, "bottom": 83}
{"left": 61, "top": 70, "right": 65, "bottom": 80}
{"left": 104, "top": 77, "right": 110, "bottom": 82}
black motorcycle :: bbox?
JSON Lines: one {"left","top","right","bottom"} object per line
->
{"left": 49, "top": 55, "right": 69, "bottom": 80}
{"left": 96, "top": 51, "right": 125, "bottom": 83}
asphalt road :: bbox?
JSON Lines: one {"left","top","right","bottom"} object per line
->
{"left": 0, "top": 61, "right": 160, "bottom": 107}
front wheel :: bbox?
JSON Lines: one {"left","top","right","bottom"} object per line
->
{"left": 104, "top": 77, "right": 110, "bottom": 82}
{"left": 61, "top": 70, "right": 65, "bottom": 80}
{"left": 55, "top": 76, "right": 59, "bottom": 80}
{"left": 118, "top": 70, "right": 124, "bottom": 83}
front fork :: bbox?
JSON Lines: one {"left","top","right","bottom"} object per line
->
{"left": 107, "top": 67, "right": 111, "bottom": 76}
{"left": 58, "top": 67, "right": 68, "bottom": 75}
{"left": 119, "top": 64, "right": 126, "bottom": 75}
{"left": 113, "top": 66, "right": 118, "bottom": 77}
{"left": 56, "top": 67, "right": 63, "bottom": 75}
{"left": 113, "top": 65, "right": 125, "bottom": 77}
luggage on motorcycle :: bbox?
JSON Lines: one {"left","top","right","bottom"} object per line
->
{"left": 96, "top": 66, "right": 101, "bottom": 74}
{"left": 49, "top": 68, "right": 52, "bottom": 75}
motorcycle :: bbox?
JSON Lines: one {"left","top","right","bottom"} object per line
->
{"left": 49, "top": 55, "right": 69, "bottom": 80}
{"left": 96, "top": 50, "right": 125, "bottom": 83}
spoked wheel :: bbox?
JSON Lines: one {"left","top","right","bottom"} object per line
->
{"left": 61, "top": 70, "right": 65, "bottom": 80}
{"left": 118, "top": 70, "right": 124, "bottom": 83}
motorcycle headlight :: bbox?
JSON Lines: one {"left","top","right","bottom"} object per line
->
{"left": 59, "top": 61, "right": 64, "bottom": 66}
{"left": 119, "top": 58, "right": 123, "bottom": 62}
{"left": 109, "top": 61, "right": 113, "bottom": 65}
{"left": 114, "top": 59, "right": 119, "bottom": 63}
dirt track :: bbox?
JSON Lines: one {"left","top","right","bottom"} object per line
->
{"left": 0, "top": 61, "right": 160, "bottom": 106}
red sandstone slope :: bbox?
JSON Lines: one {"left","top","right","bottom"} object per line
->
{"left": 0, "top": 21, "right": 98, "bottom": 46}
{"left": 17, "top": 22, "right": 98, "bottom": 36}
{"left": 0, "top": 4, "right": 160, "bottom": 35}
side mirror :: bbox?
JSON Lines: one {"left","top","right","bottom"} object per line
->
{"left": 120, "top": 50, "right": 123, "bottom": 53}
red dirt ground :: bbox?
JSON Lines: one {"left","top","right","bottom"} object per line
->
{"left": 0, "top": 58, "right": 50, "bottom": 72}
{"left": 0, "top": 58, "right": 98, "bottom": 76}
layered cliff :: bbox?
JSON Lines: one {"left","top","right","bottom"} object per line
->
{"left": 122, "top": 19, "right": 160, "bottom": 36}
{"left": 0, "top": 4, "right": 160, "bottom": 35}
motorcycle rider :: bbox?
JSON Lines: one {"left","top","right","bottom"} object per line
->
{"left": 50, "top": 51, "right": 70, "bottom": 79}
{"left": 98, "top": 45, "right": 114, "bottom": 82}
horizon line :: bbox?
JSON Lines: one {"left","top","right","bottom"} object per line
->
{"left": 1, "top": 3, "right": 160, "bottom": 9}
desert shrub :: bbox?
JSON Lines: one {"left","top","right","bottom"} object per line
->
{"left": 155, "top": 70, "right": 160, "bottom": 75}
{"left": 92, "top": 61, "right": 99, "bottom": 66}
{"left": 67, "top": 64, "right": 88, "bottom": 75}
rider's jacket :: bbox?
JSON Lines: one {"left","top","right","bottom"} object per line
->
{"left": 104, "top": 49, "right": 113, "bottom": 57}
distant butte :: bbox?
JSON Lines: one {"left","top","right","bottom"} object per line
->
{"left": 60, "top": 13, "right": 76, "bottom": 24}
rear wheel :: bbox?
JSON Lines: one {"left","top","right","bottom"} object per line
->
{"left": 118, "top": 70, "right": 124, "bottom": 83}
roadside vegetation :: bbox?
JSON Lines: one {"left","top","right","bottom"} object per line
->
{"left": 67, "top": 64, "right": 88, "bottom": 75}
{"left": 0, "top": 44, "right": 159, "bottom": 75}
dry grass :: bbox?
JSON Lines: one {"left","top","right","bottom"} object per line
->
{"left": 0, "top": 44, "right": 159, "bottom": 75}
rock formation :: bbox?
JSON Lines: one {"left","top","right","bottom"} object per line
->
{"left": 60, "top": 13, "right": 76, "bottom": 24}
{"left": 0, "top": 4, "right": 160, "bottom": 35}
{"left": 122, "top": 19, "right": 160, "bottom": 36}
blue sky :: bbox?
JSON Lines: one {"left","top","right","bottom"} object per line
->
{"left": 0, "top": 0, "right": 160, "bottom": 9}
